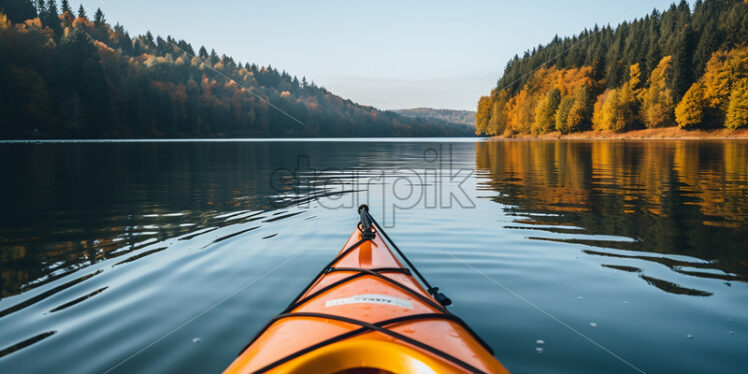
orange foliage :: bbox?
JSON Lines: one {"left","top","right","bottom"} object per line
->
{"left": 675, "top": 46, "right": 748, "bottom": 128}
{"left": 487, "top": 66, "right": 597, "bottom": 135}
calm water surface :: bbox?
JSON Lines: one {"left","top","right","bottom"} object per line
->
{"left": 0, "top": 139, "right": 746, "bottom": 373}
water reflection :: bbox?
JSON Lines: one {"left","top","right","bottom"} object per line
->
{"left": 475, "top": 140, "right": 748, "bottom": 295}
{"left": 0, "top": 141, "right": 467, "bottom": 298}
{"left": 1, "top": 139, "right": 746, "bottom": 373}
{"left": 0, "top": 142, "right": 344, "bottom": 298}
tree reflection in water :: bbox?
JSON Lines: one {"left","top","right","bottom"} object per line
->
{"left": 475, "top": 140, "right": 748, "bottom": 294}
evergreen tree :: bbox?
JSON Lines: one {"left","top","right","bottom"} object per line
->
{"left": 94, "top": 7, "right": 104, "bottom": 25}
{"left": 61, "top": 0, "right": 70, "bottom": 14}
{"left": 692, "top": 23, "right": 720, "bottom": 75}
{"left": 91, "top": 8, "right": 108, "bottom": 40}
{"left": 43, "top": 0, "right": 60, "bottom": 35}
{"left": 35, "top": 0, "right": 45, "bottom": 20}
{"left": 672, "top": 25, "right": 696, "bottom": 98}
{"left": 77, "top": 4, "right": 85, "bottom": 18}
{"left": 0, "top": 0, "right": 37, "bottom": 23}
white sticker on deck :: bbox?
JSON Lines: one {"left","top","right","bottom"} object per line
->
{"left": 325, "top": 294, "right": 413, "bottom": 309}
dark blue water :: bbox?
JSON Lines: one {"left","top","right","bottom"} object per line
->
{"left": 0, "top": 139, "right": 746, "bottom": 373}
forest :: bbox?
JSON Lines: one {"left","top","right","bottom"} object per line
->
{"left": 0, "top": 1, "right": 472, "bottom": 139}
{"left": 475, "top": 0, "right": 747, "bottom": 136}
{"left": 394, "top": 108, "right": 476, "bottom": 127}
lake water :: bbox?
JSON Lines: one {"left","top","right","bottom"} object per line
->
{"left": 0, "top": 139, "right": 746, "bottom": 373}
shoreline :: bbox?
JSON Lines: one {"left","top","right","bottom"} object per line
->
{"left": 489, "top": 128, "right": 748, "bottom": 140}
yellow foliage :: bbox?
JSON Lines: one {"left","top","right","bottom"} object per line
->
{"left": 601, "top": 89, "right": 622, "bottom": 130}
{"left": 506, "top": 89, "right": 534, "bottom": 134}
{"left": 674, "top": 46, "right": 747, "bottom": 128}
{"left": 566, "top": 87, "right": 592, "bottom": 132}
{"left": 280, "top": 90, "right": 292, "bottom": 98}
{"left": 475, "top": 96, "right": 492, "bottom": 135}
{"left": 93, "top": 40, "right": 115, "bottom": 54}
{"left": 592, "top": 90, "right": 610, "bottom": 131}
{"left": 481, "top": 46, "right": 745, "bottom": 133}
{"left": 555, "top": 95, "right": 574, "bottom": 133}
{"left": 486, "top": 90, "right": 510, "bottom": 135}
{"left": 533, "top": 88, "right": 561, "bottom": 134}
{"left": 701, "top": 47, "right": 748, "bottom": 112}
{"left": 642, "top": 56, "right": 675, "bottom": 128}
{"left": 24, "top": 18, "right": 42, "bottom": 29}
{"left": 72, "top": 17, "right": 92, "bottom": 29}
{"left": 0, "top": 12, "right": 9, "bottom": 32}
{"left": 498, "top": 66, "right": 596, "bottom": 135}
{"left": 675, "top": 82, "right": 706, "bottom": 128}
{"left": 725, "top": 77, "right": 748, "bottom": 130}
{"left": 591, "top": 64, "right": 641, "bottom": 132}
{"left": 629, "top": 63, "right": 644, "bottom": 94}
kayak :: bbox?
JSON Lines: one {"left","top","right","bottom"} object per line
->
{"left": 224, "top": 206, "right": 510, "bottom": 374}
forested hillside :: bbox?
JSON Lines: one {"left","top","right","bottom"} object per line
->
{"left": 476, "top": 0, "right": 747, "bottom": 136}
{"left": 394, "top": 108, "right": 476, "bottom": 127}
{"left": 0, "top": 1, "right": 472, "bottom": 139}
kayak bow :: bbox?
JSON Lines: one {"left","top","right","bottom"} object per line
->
{"left": 224, "top": 206, "right": 509, "bottom": 374}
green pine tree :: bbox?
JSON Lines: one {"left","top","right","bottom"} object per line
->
{"left": 672, "top": 25, "right": 696, "bottom": 99}
{"left": 44, "top": 0, "right": 61, "bottom": 35}
{"left": 0, "top": 0, "right": 37, "bottom": 23}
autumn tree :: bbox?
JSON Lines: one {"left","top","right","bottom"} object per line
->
{"left": 725, "top": 78, "right": 748, "bottom": 130}
{"left": 675, "top": 82, "right": 706, "bottom": 128}
{"left": 628, "top": 63, "right": 645, "bottom": 94}
{"left": 594, "top": 64, "right": 642, "bottom": 131}
{"left": 0, "top": 5, "right": 471, "bottom": 139}
{"left": 675, "top": 46, "right": 748, "bottom": 128}
{"left": 592, "top": 89, "right": 618, "bottom": 131}
{"left": 532, "top": 88, "right": 561, "bottom": 134}
{"left": 642, "top": 55, "right": 676, "bottom": 128}
{"left": 486, "top": 90, "right": 510, "bottom": 135}
{"left": 566, "top": 86, "right": 593, "bottom": 132}
{"left": 475, "top": 96, "right": 492, "bottom": 135}
{"left": 555, "top": 95, "right": 574, "bottom": 133}
{"left": 508, "top": 91, "right": 532, "bottom": 134}
{"left": 480, "top": 0, "right": 747, "bottom": 134}
{"left": 701, "top": 47, "right": 748, "bottom": 114}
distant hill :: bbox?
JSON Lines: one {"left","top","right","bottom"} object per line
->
{"left": 393, "top": 108, "right": 476, "bottom": 127}
{"left": 0, "top": 1, "right": 472, "bottom": 139}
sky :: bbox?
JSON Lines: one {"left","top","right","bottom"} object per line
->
{"left": 79, "top": 0, "right": 693, "bottom": 111}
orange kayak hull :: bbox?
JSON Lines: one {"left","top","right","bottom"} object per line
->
{"left": 224, "top": 226, "right": 510, "bottom": 373}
